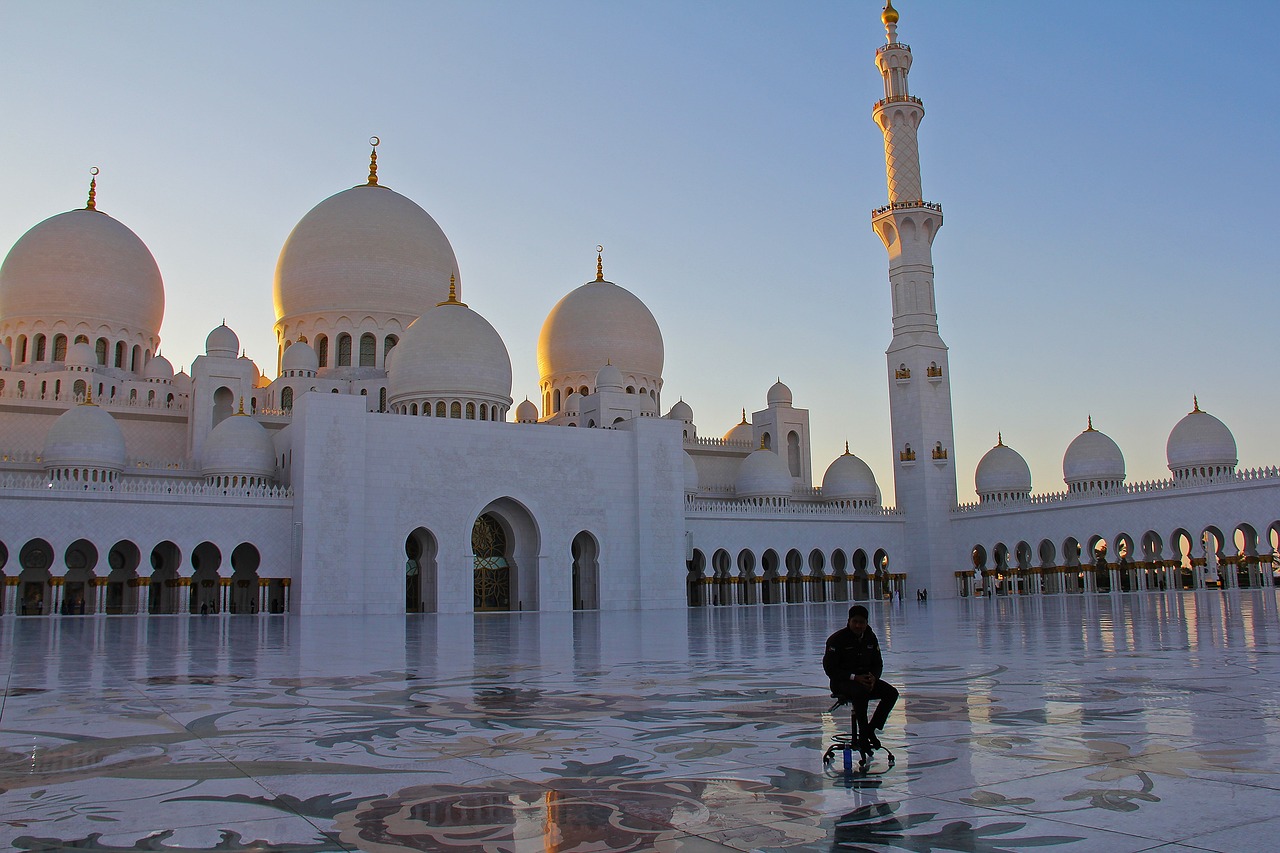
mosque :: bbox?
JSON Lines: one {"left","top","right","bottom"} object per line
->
{"left": 1, "top": 2, "right": 1277, "bottom": 618}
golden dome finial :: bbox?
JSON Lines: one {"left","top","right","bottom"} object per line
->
{"left": 366, "top": 136, "right": 380, "bottom": 186}
{"left": 437, "top": 273, "right": 468, "bottom": 307}
{"left": 1192, "top": 395, "right": 1201, "bottom": 413}
{"left": 997, "top": 432, "right": 1004, "bottom": 447}
{"left": 844, "top": 441, "right": 851, "bottom": 456}
{"left": 740, "top": 408, "right": 748, "bottom": 425}
{"left": 759, "top": 437, "right": 768, "bottom": 451}
{"left": 1086, "top": 415, "right": 1095, "bottom": 432}
{"left": 86, "top": 166, "right": 100, "bottom": 211}
{"left": 84, "top": 384, "right": 95, "bottom": 406}
{"left": 882, "top": 1, "right": 899, "bottom": 26}
{"left": 595, "top": 244, "right": 605, "bottom": 281}
{"left": 237, "top": 396, "right": 246, "bottom": 415}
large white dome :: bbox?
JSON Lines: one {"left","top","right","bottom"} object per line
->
{"left": 42, "top": 403, "right": 126, "bottom": 473}
{"left": 387, "top": 297, "right": 512, "bottom": 411}
{"left": 1063, "top": 419, "right": 1125, "bottom": 488}
{"left": 1167, "top": 401, "right": 1237, "bottom": 476}
{"left": 736, "top": 447, "right": 793, "bottom": 498}
{"left": 274, "top": 184, "right": 459, "bottom": 325}
{"left": 0, "top": 208, "right": 164, "bottom": 340}
{"left": 538, "top": 277, "right": 663, "bottom": 382}
{"left": 975, "top": 436, "right": 1032, "bottom": 499}
{"left": 723, "top": 412, "right": 753, "bottom": 444}
{"left": 822, "top": 446, "right": 878, "bottom": 504}
{"left": 202, "top": 414, "right": 276, "bottom": 482}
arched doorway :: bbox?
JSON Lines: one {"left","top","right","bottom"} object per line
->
{"left": 686, "top": 549, "right": 706, "bottom": 606}
{"left": 572, "top": 531, "right": 600, "bottom": 610}
{"left": 63, "top": 538, "right": 99, "bottom": 615}
{"left": 106, "top": 540, "right": 140, "bottom": 614}
{"left": 19, "top": 538, "right": 53, "bottom": 615}
{"left": 149, "top": 540, "right": 182, "bottom": 614}
{"left": 230, "top": 543, "right": 261, "bottom": 614}
{"left": 191, "top": 541, "right": 222, "bottom": 614}
{"left": 472, "top": 514, "right": 510, "bottom": 611}
{"left": 761, "top": 549, "right": 780, "bottom": 604}
{"left": 406, "top": 527, "right": 438, "bottom": 613}
{"left": 471, "top": 500, "right": 540, "bottom": 612}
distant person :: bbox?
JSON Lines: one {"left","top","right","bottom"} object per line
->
{"left": 823, "top": 604, "right": 899, "bottom": 750}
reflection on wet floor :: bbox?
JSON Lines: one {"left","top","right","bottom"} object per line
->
{"left": 2, "top": 591, "right": 1279, "bottom": 852}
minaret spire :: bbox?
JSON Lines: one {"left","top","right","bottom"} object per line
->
{"left": 366, "top": 136, "right": 380, "bottom": 187}
{"left": 595, "top": 245, "right": 605, "bottom": 281}
{"left": 85, "top": 167, "right": 100, "bottom": 211}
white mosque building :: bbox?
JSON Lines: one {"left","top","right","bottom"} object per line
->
{"left": 1, "top": 2, "right": 1277, "bottom": 617}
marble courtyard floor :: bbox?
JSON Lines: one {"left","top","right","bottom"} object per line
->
{"left": 3, "top": 593, "right": 1280, "bottom": 852}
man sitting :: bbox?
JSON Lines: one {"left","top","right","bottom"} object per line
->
{"left": 823, "top": 604, "right": 899, "bottom": 750}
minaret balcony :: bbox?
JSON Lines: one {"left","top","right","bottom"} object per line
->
{"left": 871, "top": 199, "right": 943, "bottom": 218}
{"left": 875, "top": 94, "right": 923, "bottom": 109}
{"left": 876, "top": 42, "right": 911, "bottom": 55}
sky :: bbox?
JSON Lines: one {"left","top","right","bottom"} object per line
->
{"left": 2, "top": 1, "right": 1278, "bottom": 502}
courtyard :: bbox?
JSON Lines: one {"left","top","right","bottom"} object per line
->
{"left": 2, "top": 592, "right": 1279, "bottom": 852}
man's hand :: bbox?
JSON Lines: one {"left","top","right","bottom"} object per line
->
{"left": 854, "top": 673, "right": 877, "bottom": 688}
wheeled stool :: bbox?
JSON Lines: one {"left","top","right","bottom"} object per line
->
{"left": 822, "top": 697, "right": 895, "bottom": 772}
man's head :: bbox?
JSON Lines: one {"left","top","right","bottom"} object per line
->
{"left": 847, "top": 604, "right": 868, "bottom": 633}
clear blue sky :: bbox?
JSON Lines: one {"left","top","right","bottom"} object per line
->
{"left": 2, "top": 1, "right": 1277, "bottom": 501}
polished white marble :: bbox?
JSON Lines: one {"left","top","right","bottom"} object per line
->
{"left": 2, "top": 590, "right": 1279, "bottom": 852}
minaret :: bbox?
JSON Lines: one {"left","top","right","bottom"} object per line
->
{"left": 871, "top": 1, "right": 958, "bottom": 595}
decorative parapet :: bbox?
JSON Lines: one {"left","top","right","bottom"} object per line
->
{"left": 877, "top": 42, "right": 911, "bottom": 54}
{"left": 875, "top": 94, "right": 923, "bottom": 109}
{"left": 952, "top": 465, "right": 1280, "bottom": 513}
{"left": 685, "top": 435, "right": 755, "bottom": 449}
{"left": 0, "top": 387, "right": 189, "bottom": 412}
{"left": 872, "top": 199, "right": 943, "bottom": 217}
{"left": 686, "top": 495, "right": 899, "bottom": 518}
{"left": 0, "top": 472, "right": 292, "bottom": 502}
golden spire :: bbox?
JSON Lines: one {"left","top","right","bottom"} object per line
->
{"left": 237, "top": 396, "right": 246, "bottom": 415}
{"left": 1192, "top": 395, "right": 1201, "bottom": 413}
{"left": 997, "top": 432, "right": 1004, "bottom": 447}
{"left": 595, "top": 245, "right": 605, "bottom": 281}
{"left": 84, "top": 384, "right": 95, "bottom": 406}
{"left": 882, "top": 0, "right": 899, "bottom": 26}
{"left": 1085, "top": 415, "right": 1095, "bottom": 432}
{"left": 366, "top": 136, "right": 380, "bottom": 186}
{"left": 844, "top": 441, "right": 851, "bottom": 456}
{"left": 759, "top": 437, "right": 768, "bottom": 451}
{"left": 85, "top": 166, "right": 100, "bottom": 211}
{"left": 437, "top": 273, "right": 468, "bottom": 307}
{"left": 740, "top": 408, "right": 747, "bottom": 424}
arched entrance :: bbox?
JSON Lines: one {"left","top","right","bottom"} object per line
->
{"left": 572, "top": 531, "right": 600, "bottom": 610}
{"left": 406, "top": 527, "right": 438, "bottom": 613}
{"left": 191, "top": 541, "right": 222, "bottom": 614}
{"left": 230, "top": 543, "right": 261, "bottom": 614}
{"left": 63, "top": 538, "right": 99, "bottom": 615}
{"left": 472, "top": 499, "right": 540, "bottom": 612}
{"left": 107, "top": 540, "right": 141, "bottom": 614}
{"left": 19, "top": 538, "right": 53, "bottom": 615}
{"left": 149, "top": 540, "right": 182, "bottom": 614}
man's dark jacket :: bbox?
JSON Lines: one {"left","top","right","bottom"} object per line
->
{"left": 823, "top": 626, "right": 884, "bottom": 695}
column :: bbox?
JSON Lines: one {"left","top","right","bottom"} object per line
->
{"left": 282, "top": 578, "right": 291, "bottom": 612}
{"left": 50, "top": 577, "right": 64, "bottom": 615}
{"left": 94, "top": 578, "right": 107, "bottom": 615}
{"left": 3, "top": 577, "right": 17, "bottom": 615}
{"left": 178, "top": 578, "right": 192, "bottom": 613}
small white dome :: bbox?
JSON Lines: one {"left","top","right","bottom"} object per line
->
{"left": 206, "top": 323, "right": 239, "bottom": 358}
{"left": 735, "top": 447, "right": 793, "bottom": 498}
{"left": 515, "top": 398, "right": 539, "bottom": 423}
{"left": 202, "top": 414, "right": 276, "bottom": 481}
{"left": 684, "top": 452, "right": 700, "bottom": 492}
{"left": 723, "top": 413, "right": 753, "bottom": 444}
{"left": 538, "top": 277, "right": 663, "bottom": 385}
{"left": 240, "top": 353, "right": 261, "bottom": 381}
{"left": 668, "top": 399, "right": 694, "bottom": 423}
{"left": 281, "top": 341, "right": 319, "bottom": 374}
{"left": 596, "top": 362, "right": 624, "bottom": 392}
{"left": 173, "top": 369, "right": 192, "bottom": 394}
{"left": 42, "top": 403, "right": 126, "bottom": 472}
{"left": 1063, "top": 418, "right": 1125, "bottom": 487}
{"left": 767, "top": 379, "right": 793, "bottom": 407}
{"left": 0, "top": 345, "right": 11, "bottom": 369}
{"left": 65, "top": 341, "right": 97, "bottom": 368}
{"left": 822, "top": 446, "right": 878, "bottom": 503}
{"left": 274, "top": 184, "right": 459, "bottom": 325}
{"left": 387, "top": 298, "right": 512, "bottom": 409}
{"left": 1167, "top": 401, "right": 1237, "bottom": 474}
{"left": 144, "top": 353, "right": 174, "bottom": 381}
{"left": 0, "top": 208, "right": 164, "bottom": 342}
{"left": 975, "top": 436, "right": 1032, "bottom": 498}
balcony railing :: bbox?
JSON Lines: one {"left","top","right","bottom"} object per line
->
{"left": 875, "top": 95, "right": 923, "bottom": 109}
{"left": 872, "top": 199, "right": 943, "bottom": 216}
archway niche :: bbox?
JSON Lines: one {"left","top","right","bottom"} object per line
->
{"left": 101, "top": 539, "right": 140, "bottom": 615}
{"left": 190, "top": 541, "right": 222, "bottom": 614}
{"left": 808, "top": 549, "right": 826, "bottom": 602}
{"left": 572, "top": 531, "right": 600, "bottom": 610}
{"left": 873, "top": 549, "right": 890, "bottom": 599}
{"left": 830, "top": 549, "right": 849, "bottom": 601}
{"left": 230, "top": 543, "right": 261, "bottom": 614}
{"left": 760, "top": 549, "right": 780, "bottom": 604}
{"left": 851, "top": 549, "right": 870, "bottom": 601}
{"left": 711, "top": 549, "right": 732, "bottom": 606}
{"left": 686, "top": 549, "right": 706, "bottom": 607}
{"left": 212, "top": 386, "right": 234, "bottom": 429}
{"left": 1171, "top": 529, "right": 1195, "bottom": 589}
{"left": 149, "top": 540, "right": 182, "bottom": 614}
{"left": 784, "top": 549, "right": 803, "bottom": 603}
{"left": 19, "top": 538, "right": 54, "bottom": 615}
{"left": 406, "top": 527, "right": 438, "bottom": 613}
{"left": 62, "top": 538, "right": 99, "bottom": 615}
{"left": 473, "top": 498, "right": 540, "bottom": 612}
{"left": 737, "top": 549, "right": 757, "bottom": 604}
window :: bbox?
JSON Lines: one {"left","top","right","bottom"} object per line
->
{"left": 384, "top": 335, "right": 398, "bottom": 357}
{"left": 337, "top": 334, "right": 352, "bottom": 367}
{"left": 379, "top": 387, "right": 387, "bottom": 412}
{"left": 466, "top": 402, "right": 476, "bottom": 419}
{"left": 95, "top": 338, "right": 108, "bottom": 365}
{"left": 131, "top": 345, "right": 141, "bottom": 372}
{"left": 316, "top": 335, "right": 329, "bottom": 367}
{"left": 359, "top": 333, "right": 376, "bottom": 367}
{"left": 34, "top": 334, "right": 46, "bottom": 361}
{"left": 17, "top": 335, "right": 27, "bottom": 362}
{"left": 74, "top": 334, "right": 88, "bottom": 345}
{"left": 479, "top": 404, "right": 487, "bottom": 421}
{"left": 787, "top": 431, "right": 801, "bottom": 477}
{"left": 115, "top": 341, "right": 126, "bottom": 368}
{"left": 281, "top": 387, "right": 294, "bottom": 410}
{"left": 451, "top": 402, "right": 461, "bottom": 419}
{"left": 436, "top": 401, "right": 446, "bottom": 418}
{"left": 147, "top": 389, "right": 155, "bottom": 404}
